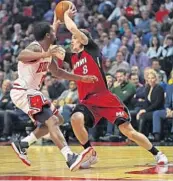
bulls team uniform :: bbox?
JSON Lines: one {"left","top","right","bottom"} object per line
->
{"left": 65, "top": 38, "right": 130, "bottom": 127}
{"left": 10, "top": 41, "right": 58, "bottom": 124}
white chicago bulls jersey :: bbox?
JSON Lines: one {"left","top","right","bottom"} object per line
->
{"left": 14, "top": 41, "right": 52, "bottom": 90}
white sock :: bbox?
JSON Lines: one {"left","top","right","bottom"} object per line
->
{"left": 60, "top": 146, "right": 73, "bottom": 161}
{"left": 21, "top": 132, "right": 38, "bottom": 146}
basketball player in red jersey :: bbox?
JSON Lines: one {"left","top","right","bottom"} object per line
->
{"left": 10, "top": 14, "right": 98, "bottom": 171}
{"left": 61, "top": 6, "right": 168, "bottom": 168}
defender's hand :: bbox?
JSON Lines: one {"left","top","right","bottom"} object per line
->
{"left": 53, "top": 11, "right": 64, "bottom": 25}
{"left": 80, "top": 75, "right": 98, "bottom": 83}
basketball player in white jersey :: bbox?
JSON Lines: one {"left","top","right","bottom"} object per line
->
{"left": 10, "top": 20, "right": 97, "bottom": 171}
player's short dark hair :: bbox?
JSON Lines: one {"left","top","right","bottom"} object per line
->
{"left": 116, "top": 69, "right": 127, "bottom": 75}
{"left": 33, "top": 21, "right": 51, "bottom": 41}
{"left": 80, "top": 29, "right": 92, "bottom": 39}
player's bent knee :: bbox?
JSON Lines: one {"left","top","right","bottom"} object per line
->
{"left": 34, "top": 105, "right": 54, "bottom": 125}
{"left": 46, "top": 115, "right": 59, "bottom": 127}
{"left": 71, "top": 112, "right": 84, "bottom": 125}
{"left": 56, "top": 114, "right": 64, "bottom": 125}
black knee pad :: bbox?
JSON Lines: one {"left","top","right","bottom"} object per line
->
{"left": 115, "top": 117, "right": 130, "bottom": 127}
{"left": 71, "top": 104, "right": 94, "bottom": 128}
{"left": 34, "top": 105, "right": 53, "bottom": 124}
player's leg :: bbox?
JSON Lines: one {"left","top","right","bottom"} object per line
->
{"left": 118, "top": 121, "right": 168, "bottom": 164}
{"left": 71, "top": 104, "right": 97, "bottom": 168}
{"left": 71, "top": 112, "right": 89, "bottom": 145}
{"left": 41, "top": 106, "right": 93, "bottom": 171}
{"left": 12, "top": 106, "right": 93, "bottom": 171}
{"left": 21, "top": 113, "right": 64, "bottom": 146}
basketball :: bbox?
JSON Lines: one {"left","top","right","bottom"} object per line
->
{"left": 55, "top": 1, "right": 74, "bottom": 22}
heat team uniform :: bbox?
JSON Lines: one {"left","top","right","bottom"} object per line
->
{"left": 65, "top": 38, "right": 130, "bottom": 127}
{"left": 10, "top": 41, "right": 58, "bottom": 123}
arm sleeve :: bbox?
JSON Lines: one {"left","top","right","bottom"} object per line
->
{"left": 85, "top": 38, "right": 99, "bottom": 50}
{"left": 64, "top": 52, "right": 73, "bottom": 69}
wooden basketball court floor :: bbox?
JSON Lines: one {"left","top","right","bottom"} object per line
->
{"left": 0, "top": 145, "right": 173, "bottom": 181}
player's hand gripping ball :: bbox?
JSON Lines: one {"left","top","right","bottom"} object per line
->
{"left": 55, "top": 1, "right": 76, "bottom": 22}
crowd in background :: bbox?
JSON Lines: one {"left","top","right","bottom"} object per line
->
{"left": 0, "top": 0, "right": 173, "bottom": 144}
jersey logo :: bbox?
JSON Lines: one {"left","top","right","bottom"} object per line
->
{"left": 36, "top": 62, "right": 50, "bottom": 73}
{"left": 116, "top": 111, "right": 124, "bottom": 117}
{"left": 74, "top": 57, "right": 87, "bottom": 69}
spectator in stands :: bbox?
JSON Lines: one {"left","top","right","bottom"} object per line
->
{"left": 55, "top": 81, "right": 78, "bottom": 107}
{"left": 118, "top": 17, "right": 133, "bottom": 35}
{"left": 0, "top": 108, "right": 30, "bottom": 142}
{"left": 165, "top": 0, "right": 173, "bottom": 12}
{"left": 152, "top": 84, "right": 173, "bottom": 141}
{"left": 43, "top": 2, "right": 56, "bottom": 22}
{"left": 130, "top": 43, "right": 150, "bottom": 72}
{"left": 124, "top": 28, "right": 135, "bottom": 50}
{"left": 136, "top": 70, "right": 165, "bottom": 136}
{"left": 119, "top": 45, "right": 131, "bottom": 63}
{"left": 155, "top": 4, "right": 169, "bottom": 23}
{"left": 151, "top": 58, "right": 167, "bottom": 83}
{"left": 136, "top": 11, "right": 151, "bottom": 34}
{"left": 112, "top": 69, "right": 136, "bottom": 109}
{"left": 168, "top": 70, "right": 173, "bottom": 85}
{"left": 55, "top": 81, "right": 79, "bottom": 126}
{"left": 102, "top": 33, "right": 119, "bottom": 60}
{"left": 103, "top": 59, "right": 112, "bottom": 74}
{"left": 0, "top": 79, "right": 13, "bottom": 110}
{"left": 41, "top": 74, "right": 52, "bottom": 99}
{"left": 109, "top": 30, "right": 121, "bottom": 48}
{"left": 160, "top": 35, "right": 173, "bottom": 77}
{"left": 146, "top": 36, "right": 165, "bottom": 59}
{"left": 107, "top": 0, "right": 123, "bottom": 21}
{"left": 142, "top": 22, "right": 163, "bottom": 47}
{"left": 47, "top": 78, "right": 66, "bottom": 101}
{"left": 0, "top": 79, "right": 13, "bottom": 135}
{"left": 129, "top": 73, "right": 146, "bottom": 128}
{"left": 108, "top": 51, "right": 130, "bottom": 76}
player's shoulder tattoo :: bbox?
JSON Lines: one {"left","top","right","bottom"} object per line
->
{"left": 25, "top": 42, "right": 42, "bottom": 52}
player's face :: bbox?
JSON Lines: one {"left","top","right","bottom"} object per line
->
{"left": 48, "top": 27, "right": 56, "bottom": 44}
{"left": 71, "top": 35, "right": 83, "bottom": 52}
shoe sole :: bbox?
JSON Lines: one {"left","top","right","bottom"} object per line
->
{"left": 70, "top": 147, "right": 93, "bottom": 171}
{"left": 11, "top": 142, "right": 31, "bottom": 166}
{"left": 80, "top": 150, "right": 98, "bottom": 169}
{"left": 80, "top": 157, "right": 98, "bottom": 169}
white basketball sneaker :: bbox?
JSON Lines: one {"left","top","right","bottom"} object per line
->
{"left": 155, "top": 152, "right": 168, "bottom": 165}
{"left": 80, "top": 147, "right": 98, "bottom": 169}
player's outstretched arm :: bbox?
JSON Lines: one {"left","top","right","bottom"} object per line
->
{"left": 18, "top": 43, "right": 51, "bottom": 62}
{"left": 49, "top": 59, "right": 97, "bottom": 83}
{"left": 18, "top": 44, "right": 64, "bottom": 63}
{"left": 52, "top": 11, "right": 62, "bottom": 34}
{"left": 64, "top": 6, "right": 88, "bottom": 45}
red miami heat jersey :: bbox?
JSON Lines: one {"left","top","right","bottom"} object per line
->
{"left": 65, "top": 39, "right": 108, "bottom": 101}
{"left": 64, "top": 38, "right": 129, "bottom": 124}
